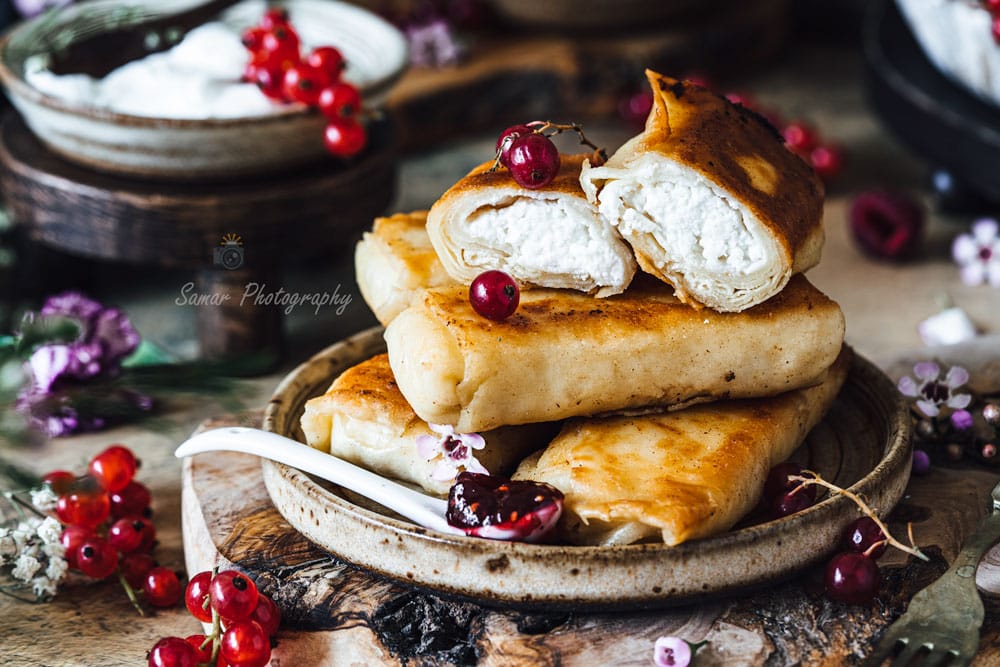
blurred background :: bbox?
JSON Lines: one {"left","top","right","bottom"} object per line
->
{"left": 0, "top": 0, "right": 996, "bottom": 373}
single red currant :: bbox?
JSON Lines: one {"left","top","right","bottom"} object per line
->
{"left": 148, "top": 636, "right": 198, "bottom": 667}
{"left": 183, "top": 635, "right": 213, "bottom": 664}
{"left": 782, "top": 121, "right": 817, "bottom": 153}
{"left": 306, "top": 46, "right": 346, "bottom": 85}
{"left": 108, "top": 517, "right": 146, "bottom": 554}
{"left": 185, "top": 571, "right": 214, "bottom": 623}
{"left": 769, "top": 489, "right": 814, "bottom": 519}
{"left": 260, "top": 7, "right": 290, "bottom": 31}
{"left": 988, "top": 0, "right": 1000, "bottom": 13}
{"left": 841, "top": 516, "right": 887, "bottom": 559}
{"left": 506, "top": 133, "right": 560, "bottom": 189}
{"left": 256, "top": 26, "right": 302, "bottom": 71}
{"left": 110, "top": 480, "right": 152, "bottom": 519}
{"left": 76, "top": 537, "right": 119, "bottom": 579}
{"left": 57, "top": 486, "right": 111, "bottom": 530}
{"left": 282, "top": 64, "right": 325, "bottom": 106}
{"left": 89, "top": 445, "right": 137, "bottom": 493}
{"left": 249, "top": 593, "right": 282, "bottom": 636}
{"left": 323, "top": 118, "right": 367, "bottom": 157}
{"left": 42, "top": 470, "right": 76, "bottom": 495}
{"left": 60, "top": 525, "right": 95, "bottom": 570}
{"left": 762, "top": 462, "right": 817, "bottom": 504}
{"left": 495, "top": 124, "right": 534, "bottom": 167}
{"left": 210, "top": 570, "right": 260, "bottom": 622}
{"left": 132, "top": 517, "right": 157, "bottom": 553}
{"left": 810, "top": 144, "right": 844, "bottom": 182}
{"left": 120, "top": 552, "right": 156, "bottom": 589}
{"left": 824, "top": 552, "right": 880, "bottom": 604}
{"left": 248, "top": 62, "right": 287, "bottom": 101}
{"left": 241, "top": 26, "right": 267, "bottom": 51}
{"left": 849, "top": 190, "right": 924, "bottom": 261}
{"left": 220, "top": 620, "right": 271, "bottom": 667}
{"left": 144, "top": 567, "right": 183, "bottom": 608}
{"left": 469, "top": 270, "right": 520, "bottom": 321}
{"left": 318, "top": 82, "right": 361, "bottom": 120}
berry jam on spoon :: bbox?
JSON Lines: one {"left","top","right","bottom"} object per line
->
{"left": 175, "top": 427, "right": 561, "bottom": 543}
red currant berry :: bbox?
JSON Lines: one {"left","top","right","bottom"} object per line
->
{"left": 769, "top": 489, "right": 814, "bottom": 519}
{"left": 849, "top": 190, "right": 924, "bottom": 261}
{"left": 60, "top": 525, "right": 95, "bottom": 570}
{"left": 782, "top": 121, "right": 817, "bottom": 153}
{"left": 148, "top": 636, "right": 198, "bottom": 667}
{"left": 260, "top": 7, "right": 290, "bottom": 31}
{"left": 993, "top": 15, "right": 1000, "bottom": 44}
{"left": 43, "top": 470, "right": 76, "bottom": 495}
{"left": 506, "top": 133, "right": 560, "bottom": 189}
{"left": 810, "top": 144, "right": 844, "bottom": 182}
{"left": 89, "top": 445, "right": 138, "bottom": 493}
{"left": 108, "top": 517, "right": 146, "bottom": 553}
{"left": 120, "top": 552, "right": 156, "bottom": 589}
{"left": 249, "top": 593, "right": 282, "bottom": 636}
{"left": 241, "top": 26, "right": 267, "bottom": 52}
{"left": 76, "top": 537, "right": 118, "bottom": 579}
{"left": 132, "top": 517, "right": 157, "bottom": 553}
{"left": 183, "top": 635, "right": 213, "bottom": 664}
{"left": 256, "top": 26, "right": 301, "bottom": 71}
{"left": 144, "top": 567, "right": 182, "bottom": 608}
{"left": 210, "top": 570, "right": 260, "bottom": 622}
{"left": 282, "top": 64, "right": 324, "bottom": 106}
{"left": 617, "top": 91, "right": 653, "bottom": 130}
{"left": 185, "top": 571, "right": 214, "bottom": 623}
{"left": 323, "top": 118, "right": 367, "bottom": 157}
{"left": 306, "top": 46, "right": 345, "bottom": 84}
{"left": 824, "top": 551, "right": 880, "bottom": 604}
{"left": 248, "top": 62, "right": 287, "bottom": 101}
{"left": 221, "top": 620, "right": 271, "bottom": 667}
{"left": 842, "top": 516, "right": 887, "bottom": 559}
{"left": 495, "top": 124, "right": 534, "bottom": 167}
{"left": 110, "top": 480, "right": 152, "bottom": 519}
{"left": 57, "top": 487, "right": 111, "bottom": 530}
{"left": 469, "top": 270, "right": 520, "bottom": 321}
{"left": 762, "top": 462, "right": 817, "bottom": 503}
{"left": 318, "top": 82, "right": 361, "bottom": 120}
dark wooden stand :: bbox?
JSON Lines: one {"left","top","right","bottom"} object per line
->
{"left": 0, "top": 112, "right": 396, "bottom": 362}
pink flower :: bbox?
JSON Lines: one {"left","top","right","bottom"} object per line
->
{"left": 898, "top": 362, "right": 972, "bottom": 417}
{"left": 415, "top": 423, "right": 488, "bottom": 482}
{"left": 654, "top": 636, "right": 692, "bottom": 667}
{"left": 952, "top": 218, "right": 1000, "bottom": 287}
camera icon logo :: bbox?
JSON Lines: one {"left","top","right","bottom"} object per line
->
{"left": 213, "top": 233, "right": 245, "bottom": 271}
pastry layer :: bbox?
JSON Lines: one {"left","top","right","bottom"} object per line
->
{"left": 514, "top": 347, "right": 851, "bottom": 546}
{"left": 384, "top": 273, "right": 845, "bottom": 432}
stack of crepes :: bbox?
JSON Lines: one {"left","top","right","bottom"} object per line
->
{"left": 301, "top": 70, "right": 849, "bottom": 547}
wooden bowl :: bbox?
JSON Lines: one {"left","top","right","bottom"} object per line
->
{"left": 261, "top": 327, "right": 913, "bottom": 610}
{"left": 0, "top": 0, "right": 407, "bottom": 181}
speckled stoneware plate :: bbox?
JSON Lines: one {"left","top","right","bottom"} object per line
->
{"left": 262, "top": 327, "right": 912, "bottom": 610}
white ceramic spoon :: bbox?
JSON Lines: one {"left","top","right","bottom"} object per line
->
{"left": 175, "top": 426, "right": 464, "bottom": 536}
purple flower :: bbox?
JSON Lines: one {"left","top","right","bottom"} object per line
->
{"left": 952, "top": 218, "right": 1000, "bottom": 287}
{"left": 39, "top": 291, "right": 104, "bottom": 323}
{"left": 406, "top": 19, "right": 462, "bottom": 68}
{"left": 415, "top": 423, "right": 488, "bottom": 482}
{"left": 897, "top": 362, "right": 972, "bottom": 418}
{"left": 11, "top": 0, "right": 73, "bottom": 19}
{"left": 91, "top": 308, "right": 140, "bottom": 363}
{"left": 654, "top": 637, "right": 692, "bottom": 667}
{"left": 950, "top": 409, "right": 974, "bottom": 431}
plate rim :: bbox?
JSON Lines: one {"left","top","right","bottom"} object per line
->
{"left": 262, "top": 327, "right": 912, "bottom": 608}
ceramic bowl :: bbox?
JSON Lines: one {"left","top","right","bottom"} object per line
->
{"left": 262, "top": 327, "right": 913, "bottom": 609}
{"left": 0, "top": 0, "right": 407, "bottom": 181}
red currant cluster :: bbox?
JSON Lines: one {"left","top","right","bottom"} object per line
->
{"left": 45, "top": 445, "right": 180, "bottom": 607}
{"left": 148, "top": 569, "right": 280, "bottom": 667}
{"left": 241, "top": 8, "right": 367, "bottom": 158}
{"left": 763, "top": 461, "right": 911, "bottom": 606}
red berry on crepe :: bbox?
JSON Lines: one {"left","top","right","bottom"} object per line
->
{"left": 469, "top": 271, "right": 519, "bottom": 321}
{"left": 507, "top": 133, "right": 560, "bottom": 189}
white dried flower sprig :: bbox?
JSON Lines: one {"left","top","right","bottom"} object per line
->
{"left": 0, "top": 485, "right": 69, "bottom": 602}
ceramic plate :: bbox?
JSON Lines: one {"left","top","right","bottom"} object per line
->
{"left": 262, "top": 327, "right": 911, "bottom": 609}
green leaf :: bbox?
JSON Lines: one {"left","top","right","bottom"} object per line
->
{"left": 15, "top": 315, "right": 81, "bottom": 355}
{"left": 121, "top": 340, "right": 174, "bottom": 368}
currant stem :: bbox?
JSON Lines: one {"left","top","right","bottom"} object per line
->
{"left": 531, "top": 121, "right": 608, "bottom": 166}
{"left": 4, "top": 491, "right": 45, "bottom": 519}
{"left": 116, "top": 569, "right": 146, "bottom": 617}
{"left": 789, "top": 473, "right": 928, "bottom": 561}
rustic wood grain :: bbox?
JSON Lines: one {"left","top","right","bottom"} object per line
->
{"left": 183, "top": 411, "right": 1000, "bottom": 666}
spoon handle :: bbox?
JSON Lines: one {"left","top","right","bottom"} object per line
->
{"left": 175, "top": 427, "right": 461, "bottom": 536}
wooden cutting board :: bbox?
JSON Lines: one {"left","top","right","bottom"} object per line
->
{"left": 183, "top": 414, "right": 1000, "bottom": 666}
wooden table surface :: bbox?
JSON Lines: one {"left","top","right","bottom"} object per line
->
{"left": 2, "top": 34, "right": 1000, "bottom": 666}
